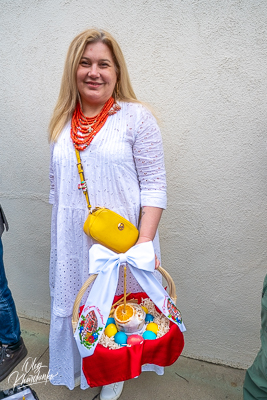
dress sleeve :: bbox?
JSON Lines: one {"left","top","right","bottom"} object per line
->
{"left": 133, "top": 106, "right": 167, "bottom": 209}
{"left": 49, "top": 143, "right": 55, "bottom": 205}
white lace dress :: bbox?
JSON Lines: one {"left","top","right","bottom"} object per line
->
{"left": 48, "top": 102, "right": 167, "bottom": 389}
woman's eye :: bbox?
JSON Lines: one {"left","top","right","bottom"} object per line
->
{"left": 100, "top": 63, "right": 109, "bottom": 67}
{"left": 80, "top": 61, "right": 90, "bottom": 66}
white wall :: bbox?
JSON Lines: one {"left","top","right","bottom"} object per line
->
{"left": 1, "top": 0, "right": 267, "bottom": 368}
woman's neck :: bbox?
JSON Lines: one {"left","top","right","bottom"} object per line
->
{"left": 81, "top": 101, "right": 106, "bottom": 118}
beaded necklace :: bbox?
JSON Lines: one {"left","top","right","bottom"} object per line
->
{"left": 71, "top": 97, "right": 121, "bottom": 151}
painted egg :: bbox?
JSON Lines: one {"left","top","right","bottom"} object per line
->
{"left": 127, "top": 335, "right": 144, "bottom": 346}
{"left": 114, "top": 331, "right": 128, "bottom": 346}
{"left": 146, "top": 322, "right": 159, "bottom": 335}
{"left": 92, "top": 333, "right": 98, "bottom": 340}
{"left": 145, "top": 313, "right": 154, "bottom": 322}
{"left": 143, "top": 331, "right": 157, "bottom": 340}
{"left": 106, "top": 317, "right": 115, "bottom": 327}
{"left": 105, "top": 323, "right": 118, "bottom": 338}
{"left": 141, "top": 306, "right": 148, "bottom": 314}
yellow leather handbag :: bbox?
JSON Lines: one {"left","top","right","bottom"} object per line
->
{"left": 75, "top": 149, "right": 139, "bottom": 253}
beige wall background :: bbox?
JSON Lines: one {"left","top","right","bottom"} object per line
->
{"left": 1, "top": 0, "right": 267, "bottom": 369}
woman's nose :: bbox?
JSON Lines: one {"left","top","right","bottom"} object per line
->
{"left": 88, "top": 65, "right": 100, "bottom": 78}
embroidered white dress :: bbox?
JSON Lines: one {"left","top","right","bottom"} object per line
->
{"left": 49, "top": 102, "right": 167, "bottom": 389}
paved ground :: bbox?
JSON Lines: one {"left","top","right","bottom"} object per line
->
{"left": 0, "top": 317, "right": 246, "bottom": 400}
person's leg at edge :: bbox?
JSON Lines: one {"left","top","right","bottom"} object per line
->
{"left": 0, "top": 237, "right": 27, "bottom": 382}
{"left": 243, "top": 274, "right": 267, "bottom": 400}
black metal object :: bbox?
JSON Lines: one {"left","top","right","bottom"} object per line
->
{"left": 0, "top": 384, "right": 39, "bottom": 399}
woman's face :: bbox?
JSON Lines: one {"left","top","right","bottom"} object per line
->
{"left": 76, "top": 41, "right": 117, "bottom": 113}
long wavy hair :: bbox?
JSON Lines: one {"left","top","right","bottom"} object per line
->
{"left": 49, "top": 29, "right": 139, "bottom": 142}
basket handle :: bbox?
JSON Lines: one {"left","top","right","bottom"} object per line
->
{"left": 72, "top": 266, "right": 177, "bottom": 333}
{"left": 157, "top": 266, "right": 177, "bottom": 304}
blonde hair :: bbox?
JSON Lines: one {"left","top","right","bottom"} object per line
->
{"left": 49, "top": 29, "right": 139, "bottom": 142}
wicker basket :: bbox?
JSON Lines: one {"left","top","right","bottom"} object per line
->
{"left": 72, "top": 266, "right": 177, "bottom": 333}
{"left": 72, "top": 266, "right": 184, "bottom": 388}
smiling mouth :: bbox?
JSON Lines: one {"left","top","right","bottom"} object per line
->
{"left": 86, "top": 82, "right": 103, "bottom": 87}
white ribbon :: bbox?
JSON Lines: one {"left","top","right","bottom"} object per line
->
{"left": 74, "top": 241, "right": 186, "bottom": 358}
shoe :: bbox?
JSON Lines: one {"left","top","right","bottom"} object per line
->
{"left": 100, "top": 381, "right": 124, "bottom": 400}
{"left": 0, "top": 338, "right": 28, "bottom": 381}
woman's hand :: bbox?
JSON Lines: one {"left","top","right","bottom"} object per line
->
{"left": 135, "top": 236, "right": 160, "bottom": 269}
{"left": 155, "top": 254, "right": 160, "bottom": 270}
{"left": 135, "top": 238, "right": 160, "bottom": 269}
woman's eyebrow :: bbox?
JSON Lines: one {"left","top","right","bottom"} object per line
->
{"left": 81, "top": 57, "right": 112, "bottom": 62}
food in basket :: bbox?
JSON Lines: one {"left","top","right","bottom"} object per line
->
{"left": 145, "top": 313, "right": 154, "bottom": 322}
{"left": 99, "top": 298, "right": 171, "bottom": 350}
{"left": 105, "top": 323, "right": 118, "bottom": 338}
{"left": 114, "top": 331, "right": 128, "bottom": 345}
{"left": 146, "top": 322, "right": 159, "bottom": 335}
{"left": 114, "top": 303, "right": 146, "bottom": 334}
{"left": 141, "top": 306, "right": 148, "bottom": 314}
{"left": 143, "top": 331, "right": 157, "bottom": 340}
{"left": 115, "top": 304, "right": 134, "bottom": 322}
{"left": 127, "top": 334, "right": 144, "bottom": 345}
{"left": 106, "top": 317, "right": 115, "bottom": 327}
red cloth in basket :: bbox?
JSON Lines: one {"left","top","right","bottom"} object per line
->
{"left": 81, "top": 292, "right": 184, "bottom": 387}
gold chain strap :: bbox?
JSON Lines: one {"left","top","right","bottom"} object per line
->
{"left": 75, "top": 148, "right": 142, "bottom": 224}
{"left": 75, "top": 148, "right": 92, "bottom": 211}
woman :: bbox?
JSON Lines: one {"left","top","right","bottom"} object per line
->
{"left": 48, "top": 29, "right": 167, "bottom": 400}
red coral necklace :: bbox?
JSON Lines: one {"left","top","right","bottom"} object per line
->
{"left": 71, "top": 97, "right": 121, "bottom": 151}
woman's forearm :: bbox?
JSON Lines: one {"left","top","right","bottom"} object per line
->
{"left": 136, "top": 206, "right": 163, "bottom": 244}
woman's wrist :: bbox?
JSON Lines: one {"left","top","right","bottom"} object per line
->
{"left": 135, "top": 236, "right": 152, "bottom": 245}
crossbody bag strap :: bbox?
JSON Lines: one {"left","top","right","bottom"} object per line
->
{"left": 75, "top": 148, "right": 92, "bottom": 212}
{"left": 75, "top": 148, "right": 141, "bottom": 226}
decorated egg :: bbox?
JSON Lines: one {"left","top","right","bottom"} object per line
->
{"left": 114, "top": 331, "right": 128, "bottom": 346}
{"left": 141, "top": 306, "right": 148, "bottom": 314}
{"left": 127, "top": 335, "right": 144, "bottom": 346}
{"left": 143, "top": 331, "right": 157, "bottom": 340}
{"left": 145, "top": 313, "right": 154, "bottom": 323}
{"left": 146, "top": 322, "right": 159, "bottom": 335}
{"left": 106, "top": 317, "right": 115, "bottom": 327}
{"left": 105, "top": 323, "right": 118, "bottom": 338}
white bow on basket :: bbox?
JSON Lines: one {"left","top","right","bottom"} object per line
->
{"left": 72, "top": 242, "right": 185, "bottom": 358}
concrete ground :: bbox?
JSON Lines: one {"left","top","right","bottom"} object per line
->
{"left": 0, "top": 317, "right": 246, "bottom": 400}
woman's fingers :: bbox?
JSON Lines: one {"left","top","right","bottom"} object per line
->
{"left": 155, "top": 255, "right": 160, "bottom": 270}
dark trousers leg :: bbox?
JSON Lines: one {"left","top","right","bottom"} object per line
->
{"left": 0, "top": 238, "right": 21, "bottom": 344}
